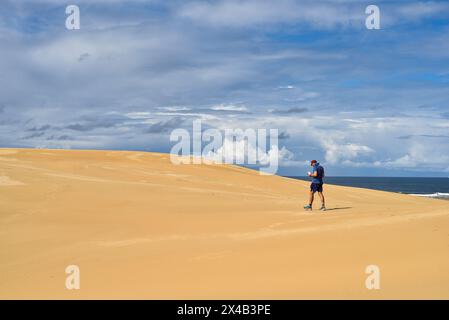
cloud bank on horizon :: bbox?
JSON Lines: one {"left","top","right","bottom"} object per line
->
{"left": 1, "top": 0, "right": 449, "bottom": 176}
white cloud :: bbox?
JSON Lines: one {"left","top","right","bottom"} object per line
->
{"left": 322, "top": 141, "right": 375, "bottom": 165}
{"left": 178, "top": 0, "right": 363, "bottom": 29}
{"left": 210, "top": 104, "right": 248, "bottom": 112}
{"left": 204, "top": 137, "right": 292, "bottom": 166}
{"left": 395, "top": 1, "right": 449, "bottom": 19}
{"left": 278, "top": 85, "right": 295, "bottom": 89}
{"left": 384, "top": 143, "right": 449, "bottom": 170}
{"left": 125, "top": 112, "right": 152, "bottom": 119}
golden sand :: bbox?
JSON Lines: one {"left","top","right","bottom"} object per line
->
{"left": 1, "top": 148, "right": 448, "bottom": 299}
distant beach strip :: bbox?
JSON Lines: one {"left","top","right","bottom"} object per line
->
{"left": 290, "top": 177, "right": 449, "bottom": 200}
{"left": 409, "top": 193, "right": 449, "bottom": 200}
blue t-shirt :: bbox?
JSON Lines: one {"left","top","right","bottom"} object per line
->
{"left": 312, "top": 164, "right": 324, "bottom": 184}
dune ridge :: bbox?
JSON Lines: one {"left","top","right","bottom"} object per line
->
{"left": 1, "top": 148, "right": 449, "bottom": 299}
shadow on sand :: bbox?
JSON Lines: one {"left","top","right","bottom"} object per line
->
{"left": 324, "top": 207, "right": 352, "bottom": 211}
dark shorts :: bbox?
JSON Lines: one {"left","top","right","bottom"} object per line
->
{"left": 311, "top": 183, "right": 323, "bottom": 193}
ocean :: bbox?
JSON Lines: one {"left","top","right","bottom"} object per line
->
{"left": 288, "top": 177, "right": 449, "bottom": 200}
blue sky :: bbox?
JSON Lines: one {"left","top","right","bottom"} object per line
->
{"left": 1, "top": 0, "right": 449, "bottom": 176}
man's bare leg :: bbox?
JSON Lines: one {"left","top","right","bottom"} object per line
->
{"left": 309, "top": 191, "right": 315, "bottom": 206}
{"left": 318, "top": 192, "right": 325, "bottom": 209}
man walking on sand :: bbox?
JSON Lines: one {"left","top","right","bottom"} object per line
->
{"left": 304, "top": 160, "right": 326, "bottom": 211}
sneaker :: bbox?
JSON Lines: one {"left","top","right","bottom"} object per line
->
{"left": 320, "top": 206, "right": 326, "bottom": 211}
{"left": 304, "top": 205, "right": 312, "bottom": 210}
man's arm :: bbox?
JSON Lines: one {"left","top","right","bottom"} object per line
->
{"left": 308, "top": 169, "right": 318, "bottom": 177}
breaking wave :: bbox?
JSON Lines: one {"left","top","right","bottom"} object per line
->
{"left": 409, "top": 193, "right": 449, "bottom": 200}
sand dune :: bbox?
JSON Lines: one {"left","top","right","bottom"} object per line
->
{"left": 0, "top": 148, "right": 448, "bottom": 299}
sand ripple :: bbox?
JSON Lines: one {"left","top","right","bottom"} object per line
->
{"left": 0, "top": 175, "right": 25, "bottom": 186}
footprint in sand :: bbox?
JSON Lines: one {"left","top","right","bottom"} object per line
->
{"left": 0, "top": 175, "right": 25, "bottom": 186}
{"left": 0, "top": 150, "right": 18, "bottom": 162}
{"left": 0, "top": 150, "right": 18, "bottom": 155}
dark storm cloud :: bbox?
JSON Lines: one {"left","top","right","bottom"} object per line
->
{"left": 159, "top": 107, "right": 251, "bottom": 116}
{"left": 397, "top": 135, "right": 412, "bottom": 140}
{"left": 145, "top": 117, "right": 186, "bottom": 134}
{"left": 46, "top": 134, "right": 73, "bottom": 141}
{"left": 420, "top": 134, "right": 449, "bottom": 139}
{"left": 22, "top": 131, "right": 46, "bottom": 140}
{"left": 279, "top": 131, "right": 290, "bottom": 140}
{"left": 78, "top": 53, "right": 90, "bottom": 62}
{"left": 271, "top": 107, "right": 309, "bottom": 115}
{"left": 26, "top": 124, "right": 52, "bottom": 132}
{"left": 64, "top": 114, "right": 129, "bottom": 132}
{"left": 398, "top": 134, "right": 449, "bottom": 140}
